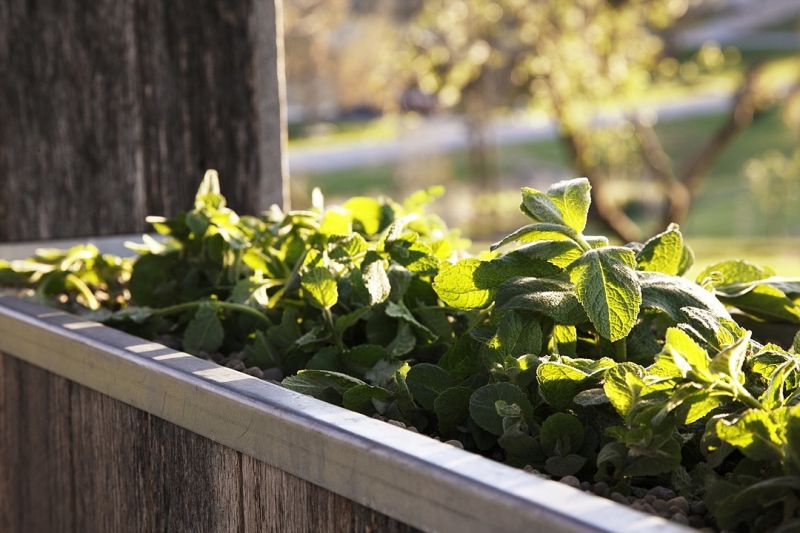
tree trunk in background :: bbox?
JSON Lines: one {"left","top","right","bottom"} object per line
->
{"left": 464, "top": 89, "right": 497, "bottom": 191}
{"left": 0, "top": 0, "right": 288, "bottom": 242}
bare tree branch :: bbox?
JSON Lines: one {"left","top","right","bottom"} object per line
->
{"left": 678, "top": 62, "right": 769, "bottom": 195}
{"left": 633, "top": 118, "right": 691, "bottom": 231}
{"left": 547, "top": 79, "right": 643, "bottom": 242}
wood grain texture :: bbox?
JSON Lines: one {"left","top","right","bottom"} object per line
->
{"left": 0, "top": 0, "right": 287, "bottom": 242}
{"left": 0, "top": 352, "right": 419, "bottom": 533}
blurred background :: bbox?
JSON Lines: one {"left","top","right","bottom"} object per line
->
{"left": 282, "top": 0, "right": 800, "bottom": 273}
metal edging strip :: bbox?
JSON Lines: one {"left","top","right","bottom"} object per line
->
{"left": 0, "top": 295, "right": 688, "bottom": 533}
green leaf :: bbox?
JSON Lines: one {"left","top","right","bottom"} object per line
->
{"left": 720, "top": 285, "right": 800, "bottom": 323}
{"left": 333, "top": 308, "right": 370, "bottom": 338}
{"left": 301, "top": 267, "right": 338, "bottom": 310}
{"left": 545, "top": 178, "right": 592, "bottom": 233}
{"left": 496, "top": 311, "right": 542, "bottom": 357}
{"left": 282, "top": 370, "right": 365, "bottom": 404}
{"left": 405, "top": 364, "right": 456, "bottom": 410}
{"left": 698, "top": 259, "right": 773, "bottom": 288}
{"left": 469, "top": 382, "right": 533, "bottom": 436}
{"left": 520, "top": 186, "right": 565, "bottom": 225}
{"left": 329, "top": 234, "right": 368, "bottom": 263}
{"left": 568, "top": 247, "right": 641, "bottom": 341}
{"left": 603, "top": 363, "right": 645, "bottom": 417}
{"left": 709, "top": 332, "right": 751, "bottom": 380}
{"left": 387, "top": 322, "right": 416, "bottom": 356}
{"left": 342, "top": 345, "right": 394, "bottom": 375}
{"left": 490, "top": 223, "right": 575, "bottom": 252}
{"left": 432, "top": 259, "right": 490, "bottom": 309}
{"left": 433, "top": 254, "right": 562, "bottom": 309}
{"left": 185, "top": 212, "right": 210, "bottom": 236}
{"left": 715, "top": 410, "right": 784, "bottom": 462}
{"left": 623, "top": 438, "right": 682, "bottom": 477}
{"left": 183, "top": 303, "right": 224, "bottom": 353}
{"left": 109, "top": 306, "right": 154, "bottom": 324}
{"left": 499, "top": 433, "right": 543, "bottom": 466}
{"left": 550, "top": 324, "right": 577, "bottom": 356}
{"left": 636, "top": 223, "right": 686, "bottom": 276}
{"left": 434, "top": 386, "right": 473, "bottom": 435}
{"left": 495, "top": 278, "right": 587, "bottom": 324}
{"left": 362, "top": 260, "right": 391, "bottom": 305}
{"left": 540, "top": 412, "right": 585, "bottom": 455}
{"left": 638, "top": 271, "right": 731, "bottom": 321}
{"left": 438, "top": 336, "right": 484, "bottom": 380}
{"left": 536, "top": 362, "right": 588, "bottom": 409}
{"left": 194, "top": 169, "right": 225, "bottom": 210}
{"left": 306, "top": 346, "right": 342, "bottom": 371}
{"left": 343, "top": 196, "right": 384, "bottom": 235}
{"left": 573, "top": 388, "right": 609, "bottom": 406}
{"left": 385, "top": 301, "right": 435, "bottom": 339}
{"left": 544, "top": 454, "right": 587, "bottom": 477}
{"left": 512, "top": 240, "right": 582, "bottom": 269}
{"left": 342, "top": 384, "right": 393, "bottom": 414}
{"left": 662, "top": 327, "right": 710, "bottom": 377}
{"left": 319, "top": 208, "right": 353, "bottom": 236}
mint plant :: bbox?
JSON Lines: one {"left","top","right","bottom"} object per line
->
{"left": 4, "top": 173, "right": 800, "bottom": 531}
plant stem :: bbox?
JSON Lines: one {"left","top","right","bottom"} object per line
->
{"left": 152, "top": 300, "right": 274, "bottom": 326}
{"left": 613, "top": 339, "right": 627, "bottom": 362}
{"left": 66, "top": 273, "right": 100, "bottom": 310}
{"left": 571, "top": 232, "right": 593, "bottom": 252}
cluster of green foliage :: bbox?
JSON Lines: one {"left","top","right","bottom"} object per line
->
{"left": 4, "top": 173, "right": 800, "bottom": 531}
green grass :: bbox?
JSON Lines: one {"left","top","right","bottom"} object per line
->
{"left": 687, "top": 238, "right": 800, "bottom": 277}
{"left": 288, "top": 116, "right": 400, "bottom": 148}
{"left": 299, "top": 106, "right": 798, "bottom": 237}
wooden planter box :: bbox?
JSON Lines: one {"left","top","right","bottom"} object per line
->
{"left": 0, "top": 294, "right": 687, "bottom": 532}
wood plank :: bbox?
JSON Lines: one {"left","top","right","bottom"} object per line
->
{"left": 0, "top": 0, "right": 287, "bottom": 241}
{"left": 0, "top": 352, "right": 418, "bottom": 532}
{"left": 241, "top": 454, "right": 419, "bottom": 533}
{"left": 0, "top": 353, "right": 75, "bottom": 532}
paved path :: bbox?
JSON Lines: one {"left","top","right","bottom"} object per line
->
{"left": 288, "top": 90, "right": 736, "bottom": 173}
{"left": 674, "top": 0, "right": 800, "bottom": 49}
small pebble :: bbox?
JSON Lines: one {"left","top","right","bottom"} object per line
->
{"left": 647, "top": 486, "right": 676, "bottom": 500}
{"left": 580, "top": 481, "right": 592, "bottom": 491}
{"left": 630, "top": 486, "right": 648, "bottom": 498}
{"left": 226, "top": 359, "right": 245, "bottom": 371}
{"left": 610, "top": 492, "right": 628, "bottom": 505}
{"left": 387, "top": 419, "right": 406, "bottom": 428}
{"left": 689, "top": 515, "right": 706, "bottom": 528}
{"left": 522, "top": 465, "right": 544, "bottom": 476}
{"left": 592, "top": 481, "right": 609, "bottom": 497}
{"left": 406, "top": 425, "right": 419, "bottom": 433}
{"left": 559, "top": 475, "right": 581, "bottom": 489}
{"left": 444, "top": 439, "right": 464, "bottom": 449}
{"left": 644, "top": 494, "right": 657, "bottom": 504}
{"left": 671, "top": 513, "right": 690, "bottom": 525}
{"left": 262, "top": 368, "right": 284, "bottom": 381}
{"left": 690, "top": 502, "right": 707, "bottom": 516}
{"left": 631, "top": 501, "right": 644, "bottom": 512}
{"left": 668, "top": 506, "right": 685, "bottom": 517}
{"left": 641, "top": 503, "right": 656, "bottom": 515}
{"left": 667, "top": 496, "right": 689, "bottom": 515}
{"left": 244, "top": 366, "right": 263, "bottom": 379}
{"left": 653, "top": 500, "right": 669, "bottom": 513}
{"left": 155, "top": 334, "right": 181, "bottom": 349}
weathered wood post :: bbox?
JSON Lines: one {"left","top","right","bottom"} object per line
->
{"left": 0, "top": 0, "right": 288, "bottom": 241}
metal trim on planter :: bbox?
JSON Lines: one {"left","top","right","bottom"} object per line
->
{"left": 0, "top": 296, "right": 687, "bottom": 533}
